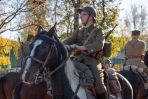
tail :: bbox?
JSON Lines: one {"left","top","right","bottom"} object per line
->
{"left": 117, "top": 73, "right": 133, "bottom": 99}
{"left": 13, "top": 83, "right": 22, "bottom": 99}
{"left": 0, "top": 77, "right": 6, "bottom": 99}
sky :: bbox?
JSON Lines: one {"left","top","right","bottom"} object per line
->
{"left": 1, "top": 0, "right": 148, "bottom": 40}
{"left": 119, "top": 0, "right": 148, "bottom": 18}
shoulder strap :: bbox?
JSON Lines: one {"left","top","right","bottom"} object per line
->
{"left": 83, "top": 28, "right": 96, "bottom": 46}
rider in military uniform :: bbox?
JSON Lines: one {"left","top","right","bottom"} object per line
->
{"left": 64, "top": 6, "right": 108, "bottom": 99}
{"left": 124, "top": 30, "right": 148, "bottom": 76}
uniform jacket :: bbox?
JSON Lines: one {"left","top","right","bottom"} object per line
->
{"left": 64, "top": 24, "right": 105, "bottom": 66}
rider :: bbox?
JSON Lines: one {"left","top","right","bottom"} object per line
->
{"left": 103, "top": 59, "right": 122, "bottom": 99}
{"left": 124, "top": 30, "right": 148, "bottom": 89}
{"left": 64, "top": 6, "right": 108, "bottom": 99}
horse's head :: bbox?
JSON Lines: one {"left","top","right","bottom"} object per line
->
{"left": 21, "top": 24, "right": 67, "bottom": 83}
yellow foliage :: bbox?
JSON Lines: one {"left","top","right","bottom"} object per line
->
{"left": 0, "top": 56, "right": 10, "bottom": 68}
{"left": 113, "top": 64, "right": 122, "bottom": 72}
{"left": 0, "top": 36, "right": 19, "bottom": 68}
{"left": 109, "top": 36, "right": 126, "bottom": 57}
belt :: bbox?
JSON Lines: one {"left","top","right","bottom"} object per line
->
{"left": 125, "top": 55, "right": 143, "bottom": 60}
{"left": 87, "top": 50, "right": 103, "bottom": 60}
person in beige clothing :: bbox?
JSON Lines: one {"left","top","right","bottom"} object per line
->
{"left": 124, "top": 30, "right": 148, "bottom": 76}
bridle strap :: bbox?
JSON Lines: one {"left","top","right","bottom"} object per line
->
{"left": 41, "top": 45, "right": 54, "bottom": 71}
{"left": 26, "top": 44, "right": 54, "bottom": 74}
{"left": 27, "top": 56, "right": 44, "bottom": 64}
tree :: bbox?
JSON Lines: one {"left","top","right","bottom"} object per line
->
{"left": 122, "top": 4, "right": 148, "bottom": 35}
{"left": 0, "top": 0, "right": 48, "bottom": 34}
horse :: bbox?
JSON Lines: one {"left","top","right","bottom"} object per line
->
{"left": 13, "top": 81, "right": 51, "bottom": 99}
{"left": 0, "top": 27, "right": 53, "bottom": 99}
{"left": 120, "top": 70, "right": 148, "bottom": 99}
{"left": 0, "top": 64, "right": 52, "bottom": 99}
{"left": 21, "top": 25, "right": 133, "bottom": 99}
{"left": 0, "top": 72, "right": 21, "bottom": 99}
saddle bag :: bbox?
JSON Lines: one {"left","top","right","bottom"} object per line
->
{"left": 103, "top": 41, "right": 112, "bottom": 57}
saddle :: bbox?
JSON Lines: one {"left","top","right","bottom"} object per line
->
{"left": 123, "top": 65, "right": 148, "bottom": 89}
{"left": 73, "top": 62, "right": 121, "bottom": 98}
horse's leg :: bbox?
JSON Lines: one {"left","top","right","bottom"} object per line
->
{"left": 117, "top": 73, "right": 133, "bottom": 99}
{"left": 0, "top": 77, "right": 6, "bottom": 99}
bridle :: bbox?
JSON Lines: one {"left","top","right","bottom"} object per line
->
{"left": 26, "top": 34, "right": 83, "bottom": 99}
{"left": 25, "top": 34, "right": 68, "bottom": 83}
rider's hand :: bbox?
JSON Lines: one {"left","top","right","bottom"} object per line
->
{"left": 74, "top": 45, "right": 86, "bottom": 51}
{"left": 64, "top": 44, "right": 87, "bottom": 51}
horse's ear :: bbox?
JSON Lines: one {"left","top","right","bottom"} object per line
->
{"left": 48, "top": 22, "right": 57, "bottom": 36}
{"left": 37, "top": 26, "right": 44, "bottom": 34}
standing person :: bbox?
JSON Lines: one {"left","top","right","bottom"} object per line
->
{"left": 124, "top": 30, "right": 148, "bottom": 76}
{"left": 64, "top": 6, "right": 108, "bottom": 99}
{"left": 103, "top": 59, "right": 122, "bottom": 99}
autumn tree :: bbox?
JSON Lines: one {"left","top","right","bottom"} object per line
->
{"left": 122, "top": 4, "right": 148, "bottom": 35}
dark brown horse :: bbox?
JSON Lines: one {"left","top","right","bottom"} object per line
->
{"left": 0, "top": 72, "right": 51, "bottom": 99}
{"left": 120, "top": 70, "right": 148, "bottom": 99}
{"left": 13, "top": 81, "right": 51, "bottom": 99}
{"left": 0, "top": 72, "right": 21, "bottom": 99}
{"left": 21, "top": 25, "right": 133, "bottom": 99}
{"left": 0, "top": 27, "right": 53, "bottom": 99}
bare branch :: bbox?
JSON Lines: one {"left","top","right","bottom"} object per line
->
{"left": 0, "top": 23, "right": 38, "bottom": 34}
{"left": 0, "top": 1, "right": 40, "bottom": 32}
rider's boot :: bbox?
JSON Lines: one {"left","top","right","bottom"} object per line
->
{"left": 94, "top": 81, "right": 108, "bottom": 99}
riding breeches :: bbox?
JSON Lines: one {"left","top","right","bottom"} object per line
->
{"left": 73, "top": 60, "right": 107, "bottom": 94}
{"left": 86, "top": 63, "right": 107, "bottom": 94}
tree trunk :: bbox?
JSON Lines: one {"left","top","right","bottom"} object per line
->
{"left": 72, "top": 0, "right": 81, "bottom": 33}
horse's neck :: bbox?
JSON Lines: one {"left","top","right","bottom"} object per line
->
{"left": 50, "top": 60, "right": 79, "bottom": 99}
{"left": 50, "top": 59, "right": 89, "bottom": 99}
